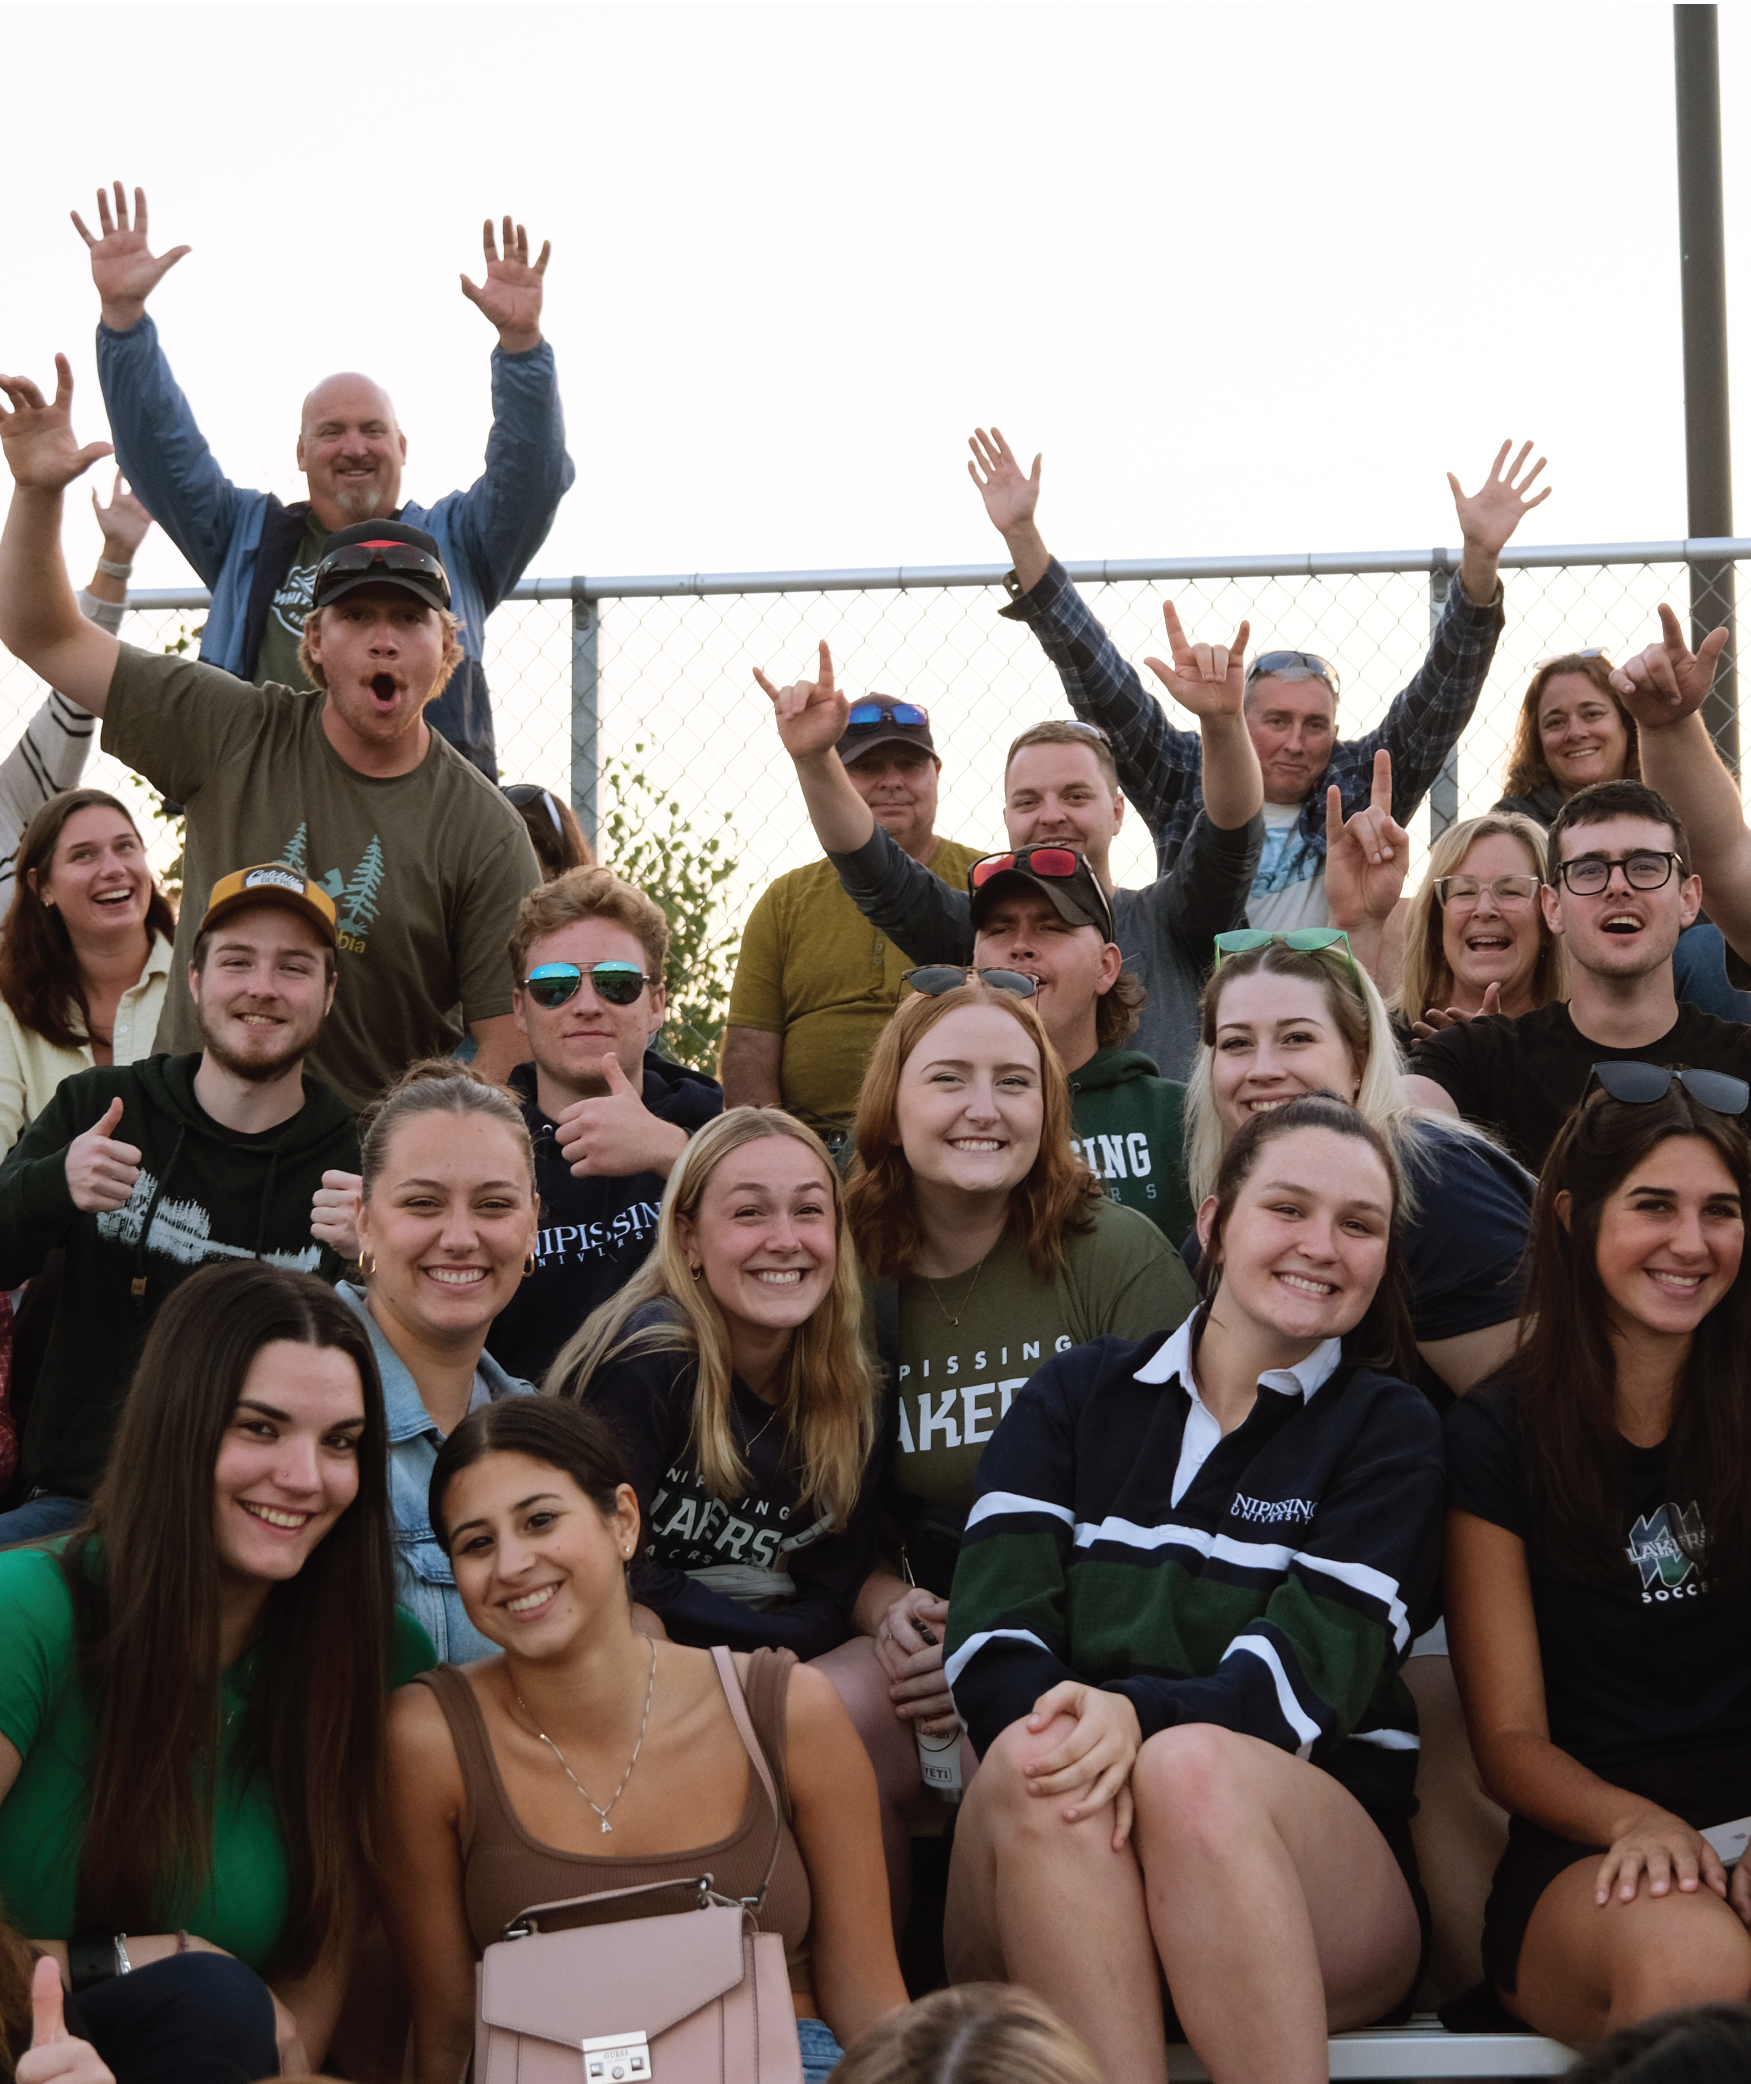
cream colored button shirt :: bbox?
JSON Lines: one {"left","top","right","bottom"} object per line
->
{"left": 0, "top": 931, "right": 175, "bottom": 1152}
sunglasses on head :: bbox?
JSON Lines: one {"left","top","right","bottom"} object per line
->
{"left": 844, "top": 702, "right": 929, "bottom": 729}
{"left": 1213, "top": 926, "right": 1361, "bottom": 988}
{"left": 903, "top": 966, "right": 1037, "bottom": 1000}
{"left": 1244, "top": 650, "right": 1341, "bottom": 697}
{"left": 315, "top": 540, "right": 449, "bottom": 592}
{"left": 1587, "top": 1061, "right": 1750, "bottom": 1116}
{"left": 504, "top": 783, "right": 564, "bottom": 834}
{"left": 521, "top": 962, "right": 651, "bottom": 1009}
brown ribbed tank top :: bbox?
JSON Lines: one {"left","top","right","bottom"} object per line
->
{"left": 418, "top": 1647, "right": 815, "bottom": 1995}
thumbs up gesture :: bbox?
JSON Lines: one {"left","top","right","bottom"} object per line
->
{"left": 64, "top": 1096, "right": 143, "bottom": 1213}
{"left": 555, "top": 1053, "right": 688, "bottom": 1182}
{"left": 18, "top": 1957, "right": 115, "bottom": 2084}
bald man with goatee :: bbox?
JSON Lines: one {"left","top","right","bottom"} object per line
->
{"left": 76, "top": 183, "right": 574, "bottom": 777}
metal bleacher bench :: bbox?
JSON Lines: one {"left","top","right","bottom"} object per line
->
{"left": 1163, "top": 2016, "right": 1574, "bottom": 2078}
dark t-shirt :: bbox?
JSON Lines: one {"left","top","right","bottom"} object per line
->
{"left": 1409, "top": 1000, "right": 1751, "bottom": 1172}
{"left": 1447, "top": 1378, "right": 1751, "bottom": 1778}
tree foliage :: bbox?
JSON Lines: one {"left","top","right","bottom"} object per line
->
{"left": 596, "top": 743, "right": 740, "bottom": 1074}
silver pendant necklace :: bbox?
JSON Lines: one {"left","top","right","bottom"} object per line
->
{"left": 516, "top": 1637, "right": 658, "bottom": 1834}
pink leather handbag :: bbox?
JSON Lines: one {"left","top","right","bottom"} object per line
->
{"left": 473, "top": 1647, "right": 805, "bottom": 2084}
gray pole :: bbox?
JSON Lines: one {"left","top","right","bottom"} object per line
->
{"left": 570, "top": 591, "right": 600, "bottom": 849}
{"left": 1675, "top": 2, "right": 1739, "bottom": 772}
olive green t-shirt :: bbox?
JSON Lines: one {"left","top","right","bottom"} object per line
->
{"left": 103, "top": 645, "right": 540, "bottom": 1109}
{"left": 892, "top": 1197, "right": 1194, "bottom": 1518}
{"left": 252, "top": 511, "right": 329, "bottom": 694}
{"left": 0, "top": 1543, "right": 434, "bottom": 1967}
{"left": 726, "top": 841, "right": 983, "bottom": 1130}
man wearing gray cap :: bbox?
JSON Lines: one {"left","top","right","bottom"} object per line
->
{"left": 723, "top": 697, "right": 981, "bottom": 1141}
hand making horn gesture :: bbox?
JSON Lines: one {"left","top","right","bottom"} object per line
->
{"left": 1608, "top": 603, "right": 1732, "bottom": 728}
{"left": 1324, "top": 749, "right": 1410, "bottom": 934}
{"left": 755, "top": 640, "right": 851, "bottom": 760}
{"left": 1143, "top": 601, "right": 1251, "bottom": 719}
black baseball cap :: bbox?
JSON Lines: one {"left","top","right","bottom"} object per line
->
{"left": 312, "top": 520, "right": 451, "bottom": 614}
{"left": 835, "top": 698, "right": 937, "bottom": 765}
{"left": 967, "top": 846, "right": 1116, "bottom": 941}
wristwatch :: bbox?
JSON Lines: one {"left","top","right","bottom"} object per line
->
{"left": 67, "top": 1935, "right": 131, "bottom": 1992}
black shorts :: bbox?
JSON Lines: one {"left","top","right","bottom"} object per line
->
{"left": 1163, "top": 1801, "right": 1431, "bottom": 2038}
{"left": 1482, "top": 1741, "right": 1751, "bottom": 1996}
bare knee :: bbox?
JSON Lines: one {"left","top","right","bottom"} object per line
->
{"left": 1613, "top": 1910, "right": 1751, "bottom": 2023}
{"left": 1132, "top": 1722, "right": 1258, "bottom": 1853}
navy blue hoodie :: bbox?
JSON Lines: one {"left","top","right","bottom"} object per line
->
{"left": 485, "top": 1053, "right": 723, "bottom": 1384}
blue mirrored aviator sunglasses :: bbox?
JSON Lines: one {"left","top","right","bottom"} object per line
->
{"left": 522, "top": 962, "right": 650, "bottom": 1009}
{"left": 1244, "top": 649, "right": 1340, "bottom": 697}
{"left": 844, "top": 702, "right": 929, "bottom": 729}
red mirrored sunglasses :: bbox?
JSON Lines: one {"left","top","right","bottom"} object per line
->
{"left": 969, "top": 846, "right": 1082, "bottom": 888}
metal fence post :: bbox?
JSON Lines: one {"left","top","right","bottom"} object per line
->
{"left": 571, "top": 585, "right": 599, "bottom": 850}
{"left": 1428, "top": 557, "right": 1457, "bottom": 837}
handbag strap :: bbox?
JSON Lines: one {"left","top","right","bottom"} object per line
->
{"left": 708, "top": 1646, "right": 787, "bottom": 1911}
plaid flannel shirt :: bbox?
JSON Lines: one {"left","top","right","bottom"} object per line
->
{"left": 999, "top": 559, "right": 1506, "bottom": 876}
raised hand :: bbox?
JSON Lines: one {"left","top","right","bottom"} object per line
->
{"left": 70, "top": 184, "right": 191, "bottom": 331}
{"left": 1411, "top": 981, "right": 1502, "bottom": 1039}
{"left": 92, "top": 471, "right": 152, "bottom": 562}
{"left": 755, "top": 640, "right": 850, "bottom": 762}
{"left": 1449, "top": 439, "right": 1550, "bottom": 559}
{"left": 1608, "top": 603, "right": 1730, "bottom": 727}
{"left": 967, "top": 426, "right": 1041, "bottom": 537}
{"left": 1144, "top": 601, "right": 1251, "bottom": 720}
{"left": 556, "top": 1053, "right": 687, "bottom": 1179}
{"left": 64, "top": 1095, "right": 142, "bottom": 1213}
{"left": 1324, "top": 748, "right": 1410, "bottom": 930}
{"left": 459, "top": 216, "right": 550, "bottom": 352}
{"left": 310, "top": 1168, "right": 363, "bottom": 1258}
{"left": 0, "top": 359, "right": 114, "bottom": 494}
{"left": 17, "top": 1957, "right": 115, "bottom": 2084}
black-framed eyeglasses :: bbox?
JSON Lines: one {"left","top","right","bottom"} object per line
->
{"left": 1554, "top": 850, "right": 1683, "bottom": 896}
{"left": 313, "top": 539, "right": 451, "bottom": 605}
{"left": 1433, "top": 873, "right": 1543, "bottom": 911}
{"left": 1244, "top": 649, "right": 1341, "bottom": 698}
{"left": 844, "top": 701, "right": 929, "bottom": 729}
{"left": 521, "top": 962, "right": 651, "bottom": 1009}
{"left": 903, "top": 965, "right": 1037, "bottom": 1000}
{"left": 1588, "top": 1061, "right": 1750, "bottom": 1116}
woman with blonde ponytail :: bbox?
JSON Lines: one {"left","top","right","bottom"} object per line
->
{"left": 547, "top": 1106, "right": 886, "bottom": 1655}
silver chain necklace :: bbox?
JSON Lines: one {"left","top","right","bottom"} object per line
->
{"left": 516, "top": 1638, "right": 658, "bottom": 1834}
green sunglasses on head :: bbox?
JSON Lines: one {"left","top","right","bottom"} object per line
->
{"left": 1212, "top": 926, "right": 1361, "bottom": 990}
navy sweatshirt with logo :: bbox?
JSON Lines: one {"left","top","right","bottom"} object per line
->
{"left": 485, "top": 1054, "right": 722, "bottom": 1385}
{"left": 945, "top": 1318, "right": 1445, "bottom": 1819}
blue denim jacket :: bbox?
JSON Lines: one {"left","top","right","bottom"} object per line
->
{"left": 339, "top": 1284, "right": 533, "bottom": 1663}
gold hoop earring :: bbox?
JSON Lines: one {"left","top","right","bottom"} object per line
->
{"left": 523, "top": 1251, "right": 537, "bottom": 1277}
{"left": 356, "top": 1251, "right": 376, "bottom": 1278}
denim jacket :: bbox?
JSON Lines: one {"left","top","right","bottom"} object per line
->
{"left": 339, "top": 1284, "right": 533, "bottom": 1663}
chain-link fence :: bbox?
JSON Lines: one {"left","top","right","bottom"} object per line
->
{"left": 0, "top": 543, "right": 1739, "bottom": 1062}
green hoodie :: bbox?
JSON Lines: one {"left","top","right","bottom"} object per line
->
{"left": 1066, "top": 1046, "right": 1193, "bottom": 1243}
{"left": 0, "top": 1053, "right": 359, "bottom": 1498}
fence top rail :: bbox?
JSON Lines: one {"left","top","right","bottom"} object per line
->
{"left": 120, "top": 535, "right": 1751, "bottom": 614}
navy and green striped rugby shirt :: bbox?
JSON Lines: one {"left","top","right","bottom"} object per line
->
{"left": 944, "top": 1317, "right": 1445, "bottom": 1819}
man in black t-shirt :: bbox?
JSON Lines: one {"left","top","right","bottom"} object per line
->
{"left": 1405, "top": 780, "right": 1751, "bottom": 1171}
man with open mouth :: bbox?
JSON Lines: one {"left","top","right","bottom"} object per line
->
{"left": 1405, "top": 779, "right": 1751, "bottom": 1171}
{"left": 0, "top": 361, "right": 541, "bottom": 1109}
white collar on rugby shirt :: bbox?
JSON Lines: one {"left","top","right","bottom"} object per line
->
{"left": 1137, "top": 1317, "right": 1343, "bottom": 1507}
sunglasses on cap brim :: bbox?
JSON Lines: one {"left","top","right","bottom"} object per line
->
{"left": 1587, "top": 1061, "right": 1750, "bottom": 1116}
{"left": 844, "top": 702, "right": 929, "bottom": 729}
{"left": 521, "top": 962, "right": 651, "bottom": 1009}
{"left": 315, "top": 541, "right": 450, "bottom": 605}
{"left": 903, "top": 966, "right": 1037, "bottom": 1000}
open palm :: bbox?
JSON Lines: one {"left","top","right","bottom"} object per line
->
{"left": 460, "top": 217, "right": 550, "bottom": 342}
{"left": 71, "top": 184, "right": 190, "bottom": 316}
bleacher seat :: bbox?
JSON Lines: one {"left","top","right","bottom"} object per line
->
{"left": 1163, "top": 2014, "right": 1574, "bottom": 2077}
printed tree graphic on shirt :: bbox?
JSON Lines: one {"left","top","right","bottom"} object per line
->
{"left": 279, "top": 822, "right": 310, "bottom": 878}
{"left": 337, "top": 838, "right": 385, "bottom": 938}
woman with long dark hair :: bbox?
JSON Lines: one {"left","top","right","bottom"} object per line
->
{"left": 0, "top": 789, "right": 176, "bottom": 1150}
{"left": 0, "top": 1259, "right": 431, "bottom": 2084}
{"left": 382, "top": 1396, "right": 906, "bottom": 2084}
{"left": 548, "top": 1107, "right": 886, "bottom": 1655}
{"left": 944, "top": 1093, "right": 1444, "bottom": 2081}
{"left": 1447, "top": 1070, "right": 1751, "bottom": 2046}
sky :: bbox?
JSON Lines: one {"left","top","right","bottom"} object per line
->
{"left": 3, "top": 1, "right": 1747, "bottom": 590}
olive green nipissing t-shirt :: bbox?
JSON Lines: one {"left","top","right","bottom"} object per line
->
{"left": 103, "top": 645, "right": 540, "bottom": 1109}
{"left": 0, "top": 1543, "right": 434, "bottom": 1967}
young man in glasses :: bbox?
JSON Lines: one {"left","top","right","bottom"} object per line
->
{"left": 484, "top": 867, "right": 722, "bottom": 1383}
{"left": 71, "top": 185, "right": 574, "bottom": 778}
{"left": 758, "top": 620, "right": 1262, "bottom": 1082}
{"left": 723, "top": 699, "right": 983, "bottom": 1138}
{"left": 0, "top": 361, "right": 539, "bottom": 1108}
{"left": 1403, "top": 780, "right": 1751, "bottom": 1171}
{"left": 968, "top": 426, "right": 1549, "bottom": 930}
